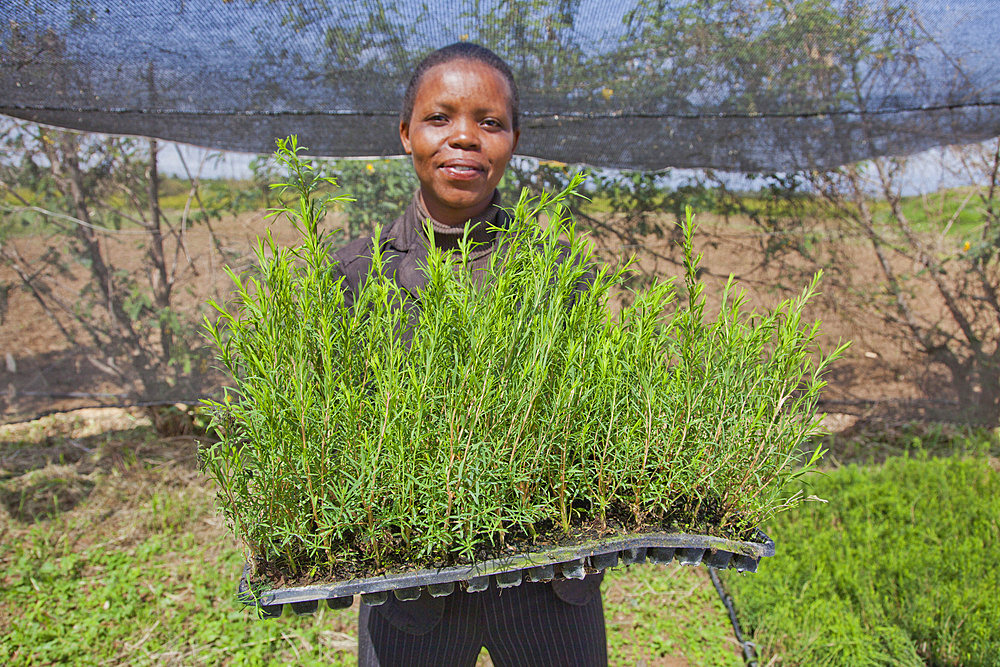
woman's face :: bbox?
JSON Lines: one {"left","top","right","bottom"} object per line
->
{"left": 400, "top": 59, "right": 519, "bottom": 226}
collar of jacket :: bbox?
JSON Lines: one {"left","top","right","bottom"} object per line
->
{"left": 384, "top": 189, "right": 507, "bottom": 253}
{"left": 380, "top": 190, "right": 509, "bottom": 300}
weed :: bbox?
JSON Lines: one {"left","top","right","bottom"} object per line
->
{"left": 818, "top": 420, "right": 1000, "bottom": 466}
{"left": 0, "top": 466, "right": 95, "bottom": 522}
{"left": 603, "top": 563, "right": 742, "bottom": 666}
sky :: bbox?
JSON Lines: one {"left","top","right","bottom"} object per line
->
{"left": 155, "top": 136, "right": 986, "bottom": 197}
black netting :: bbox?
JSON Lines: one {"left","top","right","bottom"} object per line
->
{"left": 3, "top": 0, "right": 998, "bottom": 171}
{"left": 2, "top": 0, "right": 1000, "bottom": 423}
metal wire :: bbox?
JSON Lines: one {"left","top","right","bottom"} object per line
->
{"left": 709, "top": 568, "right": 759, "bottom": 667}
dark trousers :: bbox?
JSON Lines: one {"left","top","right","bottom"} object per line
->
{"left": 358, "top": 579, "right": 607, "bottom": 666}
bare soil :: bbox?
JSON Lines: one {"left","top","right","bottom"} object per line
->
{"left": 0, "top": 208, "right": 964, "bottom": 427}
{"left": 0, "top": 209, "right": 300, "bottom": 421}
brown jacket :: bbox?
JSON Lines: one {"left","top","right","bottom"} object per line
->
{"left": 330, "top": 190, "right": 505, "bottom": 310}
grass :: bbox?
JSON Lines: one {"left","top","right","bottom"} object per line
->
{"left": 723, "top": 448, "right": 1000, "bottom": 666}
{"left": 2, "top": 524, "right": 360, "bottom": 666}
{"left": 604, "top": 564, "right": 742, "bottom": 666}
{"left": 16, "top": 415, "right": 997, "bottom": 667}
{"left": 0, "top": 424, "right": 365, "bottom": 667}
{"left": 0, "top": 411, "right": 741, "bottom": 666}
{"left": 877, "top": 186, "right": 987, "bottom": 240}
{"left": 0, "top": 175, "right": 264, "bottom": 240}
{"left": 818, "top": 420, "right": 1000, "bottom": 466}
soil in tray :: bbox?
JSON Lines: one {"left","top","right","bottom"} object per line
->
{"left": 250, "top": 496, "right": 752, "bottom": 589}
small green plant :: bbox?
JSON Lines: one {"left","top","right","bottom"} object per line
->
{"left": 200, "top": 136, "right": 845, "bottom": 577}
{"left": 726, "top": 452, "right": 1000, "bottom": 666}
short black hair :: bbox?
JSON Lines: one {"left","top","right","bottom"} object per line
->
{"left": 401, "top": 42, "right": 520, "bottom": 132}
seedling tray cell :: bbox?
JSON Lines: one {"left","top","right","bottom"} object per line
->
{"left": 238, "top": 530, "right": 774, "bottom": 617}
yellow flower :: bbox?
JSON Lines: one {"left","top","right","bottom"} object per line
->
{"left": 365, "top": 163, "right": 375, "bottom": 173}
{"left": 460, "top": 34, "right": 469, "bottom": 41}
{"left": 963, "top": 241, "right": 971, "bottom": 252}
{"left": 601, "top": 87, "right": 614, "bottom": 101}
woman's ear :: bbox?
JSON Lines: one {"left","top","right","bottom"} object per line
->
{"left": 399, "top": 121, "right": 412, "bottom": 155}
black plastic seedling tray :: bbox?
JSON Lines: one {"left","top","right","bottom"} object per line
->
{"left": 238, "top": 530, "right": 775, "bottom": 618}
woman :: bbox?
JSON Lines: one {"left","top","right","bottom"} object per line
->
{"left": 332, "top": 43, "right": 607, "bottom": 667}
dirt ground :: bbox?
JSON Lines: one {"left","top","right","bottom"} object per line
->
{"left": 0, "top": 207, "right": 960, "bottom": 427}
{"left": 0, "top": 208, "right": 289, "bottom": 421}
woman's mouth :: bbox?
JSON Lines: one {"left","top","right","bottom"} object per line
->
{"left": 440, "top": 161, "right": 485, "bottom": 179}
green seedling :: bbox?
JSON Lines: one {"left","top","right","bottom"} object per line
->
{"left": 200, "top": 136, "right": 845, "bottom": 577}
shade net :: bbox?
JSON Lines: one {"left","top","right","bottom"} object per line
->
{"left": 1, "top": 0, "right": 999, "bottom": 423}
{"left": 3, "top": 0, "right": 998, "bottom": 171}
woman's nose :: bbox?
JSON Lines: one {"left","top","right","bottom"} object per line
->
{"left": 448, "top": 117, "right": 480, "bottom": 149}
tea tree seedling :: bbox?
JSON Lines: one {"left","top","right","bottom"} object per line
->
{"left": 201, "top": 137, "right": 845, "bottom": 577}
